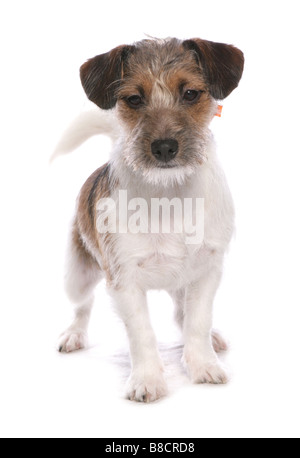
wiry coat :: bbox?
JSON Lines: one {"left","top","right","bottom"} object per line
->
{"left": 57, "top": 37, "right": 244, "bottom": 402}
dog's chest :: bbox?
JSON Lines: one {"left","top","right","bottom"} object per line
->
{"left": 107, "top": 163, "right": 234, "bottom": 290}
{"left": 114, "top": 229, "right": 214, "bottom": 290}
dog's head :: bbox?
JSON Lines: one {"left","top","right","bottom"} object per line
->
{"left": 80, "top": 38, "right": 244, "bottom": 185}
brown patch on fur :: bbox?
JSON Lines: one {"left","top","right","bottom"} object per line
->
{"left": 77, "top": 164, "right": 111, "bottom": 235}
{"left": 117, "top": 97, "right": 142, "bottom": 132}
{"left": 76, "top": 163, "right": 116, "bottom": 284}
{"left": 71, "top": 219, "right": 100, "bottom": 272}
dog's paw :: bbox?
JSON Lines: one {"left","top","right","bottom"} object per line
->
{"left": 126, "top": 370, "right": 168, "bottom": 403}
{"left": 183, "top": 350, "right": 229, "bottom": 385}
{"left": 57, "top": 329, "right": 87, "bottom": 353}
{"left": 212, "top": 329, "right": 229, "bottom": 353}
{"left": 189, "top": 361, "right": 229, "bottom": 385}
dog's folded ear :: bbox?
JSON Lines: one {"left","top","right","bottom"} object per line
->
{"left": 80, "top": 45, "right": 135, "bottom": 109}
{"left": 183, "top": 39, "right": 244, "bottom": 100}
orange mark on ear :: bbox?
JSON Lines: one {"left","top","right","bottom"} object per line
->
{"left": 215, "top": 105, "right": 223, "bottom": 117}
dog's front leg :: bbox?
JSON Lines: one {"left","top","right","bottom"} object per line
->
{"left": 110, "top": 287, "right": 167, "bottom": 402}
{"left": 183, "top": 268, "right": 228, "bottom": 384}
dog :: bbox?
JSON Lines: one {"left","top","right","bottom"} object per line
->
{"left": 56, "top": 37, "right": 244, "bottom": 402}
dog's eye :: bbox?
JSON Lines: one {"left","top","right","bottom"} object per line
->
{"left": 183, "top": 90, "right": 202, "bottom": 103}
{"left": 127, "top": 95, "right": 143, "bottom": 108}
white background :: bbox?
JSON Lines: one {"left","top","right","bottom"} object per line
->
{"left": 1, "top": 0, "right": 300, "bottom": 439}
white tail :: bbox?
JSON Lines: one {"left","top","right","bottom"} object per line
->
{"left": 51, "top": 109, "right": 120, "bottom": 162}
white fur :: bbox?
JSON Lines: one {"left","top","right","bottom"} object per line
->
{"left": 56, "top": 109, "right": 235, "bottom": 402}
{"left": 151, "top": 78, "right": 175, "bottom": 109}
{"left": 51, "top": 109, "right": 120, "bottom": 161}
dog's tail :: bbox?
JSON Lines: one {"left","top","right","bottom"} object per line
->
{"left": 50, "top": 109, "right": 120, "bottom": 162}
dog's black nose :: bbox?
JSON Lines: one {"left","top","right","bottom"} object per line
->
{"left": 151, "top": 139, "right": 179, "bottom": 162}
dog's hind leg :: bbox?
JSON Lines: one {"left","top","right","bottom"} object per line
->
{"left": 57, "top": 223, "right": 103, "bottom": 353}
{"left": 211, "top": 329, "right": 229, "bottom": 353}
{"left": 170, "top": 289, "right": 228, "bottom": 353}
{"left": 170, "top": 288, "right": 186, "bottom": 330}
